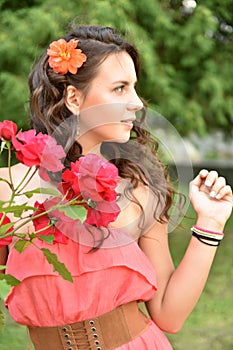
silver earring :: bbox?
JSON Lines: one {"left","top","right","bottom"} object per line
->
{"left": 76, "top": 112, "right": 80, "bottom": 137}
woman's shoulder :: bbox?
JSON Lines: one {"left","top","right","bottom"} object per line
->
{"left": 122, "top": 177, "right": 159, "bottom": 211}
{"left": 113, "top": 177, "right": 160, "bottom": 238}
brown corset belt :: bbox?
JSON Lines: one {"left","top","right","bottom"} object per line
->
{"left": 28, "top": 301, "right": 150, "bottom": 350}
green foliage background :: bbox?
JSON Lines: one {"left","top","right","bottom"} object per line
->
{"left": 0, "top": 0, "right": 233, "bottom": 136}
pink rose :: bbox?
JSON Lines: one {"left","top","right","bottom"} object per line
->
{"left": 0, "top": 120, "right": 18, "bottom": 141}
{"left": 60, "top": 154, "right": 119, "bottom": 202}
{"left": 58, "top": 154, "right": 120, "bottom": 227}
{"left": 12, "top": 130, "right": 65, "bottom": 173}
{"left": 0, "top": 213, "right": 13, "bottom": 247}
{"left": 85, "top": 200, "right": 120, "bottom": 227}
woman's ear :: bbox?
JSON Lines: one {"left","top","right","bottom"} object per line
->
{"left": 65, "top": 85, "right": 83, "bottom": 114}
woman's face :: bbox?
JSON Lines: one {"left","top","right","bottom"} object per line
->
{"left": 76, "top": 51, "right": 143, "bottom": 153}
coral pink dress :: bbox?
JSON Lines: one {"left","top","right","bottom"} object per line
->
{"left": 5, "top": 226, "right": 172, "bottom": 349}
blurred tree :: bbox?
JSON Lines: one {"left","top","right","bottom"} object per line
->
{"left": 0, "top": 0, "right": 232, "bottom": 137}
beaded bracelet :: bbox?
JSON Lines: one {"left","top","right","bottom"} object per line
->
{"left": 191, "top": 225, "right": 224, "bottom": 247}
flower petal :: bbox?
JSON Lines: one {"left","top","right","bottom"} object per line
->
{"left": 47, "top": 39, "right": 87, "bottom": 75}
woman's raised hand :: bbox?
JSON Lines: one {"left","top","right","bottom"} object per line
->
{"left": 189, "top": 169, "right": 233, "bottom": 230}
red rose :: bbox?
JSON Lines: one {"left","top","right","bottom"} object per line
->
{"left": 0, "top": 213, "right": 13, "bottom": 247}
{"left": 0, "top": 120, "right": 18, "bottom": 141}
{"left": 59, "top": 164, "right": 82, "bottom": 200}
{"left": 12, "top": 130, "right": 65, "bottom": 173}
{"left": 58, "top": 154, "right": 120, "bottom": 227}
{"left": 85, "top": 200, "right": 120, "bottom": 227}
{"left": 78, "top": 154, "right": 119, "bottom": 201}
{"left": 32, "top": 197, "right": 81, "bottom": 244}
{"left": 60, "top": 154, "right": 119, "bottom": 202}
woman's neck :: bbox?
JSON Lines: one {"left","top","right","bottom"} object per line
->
{"left": 77, "top": 138, "right": 102, "bottom": 156}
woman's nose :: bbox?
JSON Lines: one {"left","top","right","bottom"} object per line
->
{"left": 126, "top": 93, "right": 144, "bottom": 112}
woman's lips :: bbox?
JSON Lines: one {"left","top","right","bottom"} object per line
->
{"left": 120, "top": 117, "right": 136, "bottom": 125}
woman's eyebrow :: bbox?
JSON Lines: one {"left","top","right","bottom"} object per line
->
{"left": 111, "top": 80, "right": 138, "bottom": 86}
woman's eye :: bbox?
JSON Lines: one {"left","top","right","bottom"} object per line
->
{"left": 114, "top": 85, "right": 125, "bottom": 93}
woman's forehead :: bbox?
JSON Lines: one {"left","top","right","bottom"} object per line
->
{"left": 95, "top": 52, "right": 137, "bottom": 83}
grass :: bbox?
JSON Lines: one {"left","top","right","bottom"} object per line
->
{"left": 0, "top": 196, "right": 232, "bottom": 349}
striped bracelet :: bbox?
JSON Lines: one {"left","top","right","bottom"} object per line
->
{"left": 191, "top": 225, "right": 224, "bottom": 247}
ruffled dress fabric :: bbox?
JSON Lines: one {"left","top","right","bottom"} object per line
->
{"left": 5, "top": 226, "right": 172, "bottom": 349}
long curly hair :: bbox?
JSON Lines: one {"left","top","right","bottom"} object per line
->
{"left": 29, "top": 25, "right": 180, "bottom": 244}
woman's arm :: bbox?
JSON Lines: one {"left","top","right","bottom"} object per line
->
{"left": 139, "top": 169, "right": 232, "bottom": 333}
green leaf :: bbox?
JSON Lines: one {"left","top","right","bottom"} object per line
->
{"left": 14, "top": 240, "right": 31, "bottom": 253}
{"left": 0, "top": 204, "right": 36, "bottom": 217}
{"left": 15, "top": 233, "right": 27, "bottom": 239}
{"left": 37, "top": 235, "right": 54, "bottom": 244}
{"left": 57, "top": 205, "right": 87, "bottom": 222}
{"left": 0, "top": 274, "right": 21, "bottom": 286}
{"left": 41, "top": 248, "right": 73, "bottom": 283}
{"left": 0, "top": 280, "right": 11, "bottom": 299}
{"left": 0, "top": 223, "right": 14, "bottom": 236}
{"left": 24, "top": 187, "right": 61, "bottom": 198}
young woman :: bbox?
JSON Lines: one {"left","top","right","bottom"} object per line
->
{"left": 0, "top": 25, "right": 232, "bottom": 350}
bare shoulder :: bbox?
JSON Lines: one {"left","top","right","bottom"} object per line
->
{"left": 111, "top": 178, "right": 161, "bottom": 239}
{"left": 134, "top": 180, "right": 166, "bottom": 234}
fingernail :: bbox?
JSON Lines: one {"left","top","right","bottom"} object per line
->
{"left": 215, "top": 194, "right": 221, "bottom": 199}
{"left": 210, "top": 191, "right": 216, "bottom": 198}
{"left": 205, "top": 180, "right": 212, "bottom": 187}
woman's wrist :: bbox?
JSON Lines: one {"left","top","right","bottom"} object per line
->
{"left": 195, "top": 217, "right": 225, "bottom": 233}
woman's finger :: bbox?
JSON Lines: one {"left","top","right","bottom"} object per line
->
{"left": 203, "top": 170, "right": 218, "bottom": 187}
{"left": 214, "top": 184, "right": 233, "bottom": 201}
{"left": 209, "top": 176, "right": 226, "bottom": 198}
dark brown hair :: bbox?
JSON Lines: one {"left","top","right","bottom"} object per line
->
{"left": 29, "top": 25, "right": 179, "bottom": 242}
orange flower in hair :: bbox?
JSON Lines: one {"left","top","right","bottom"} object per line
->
{"left": 47, "top": 38, "right": 87, "bottom": 75}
